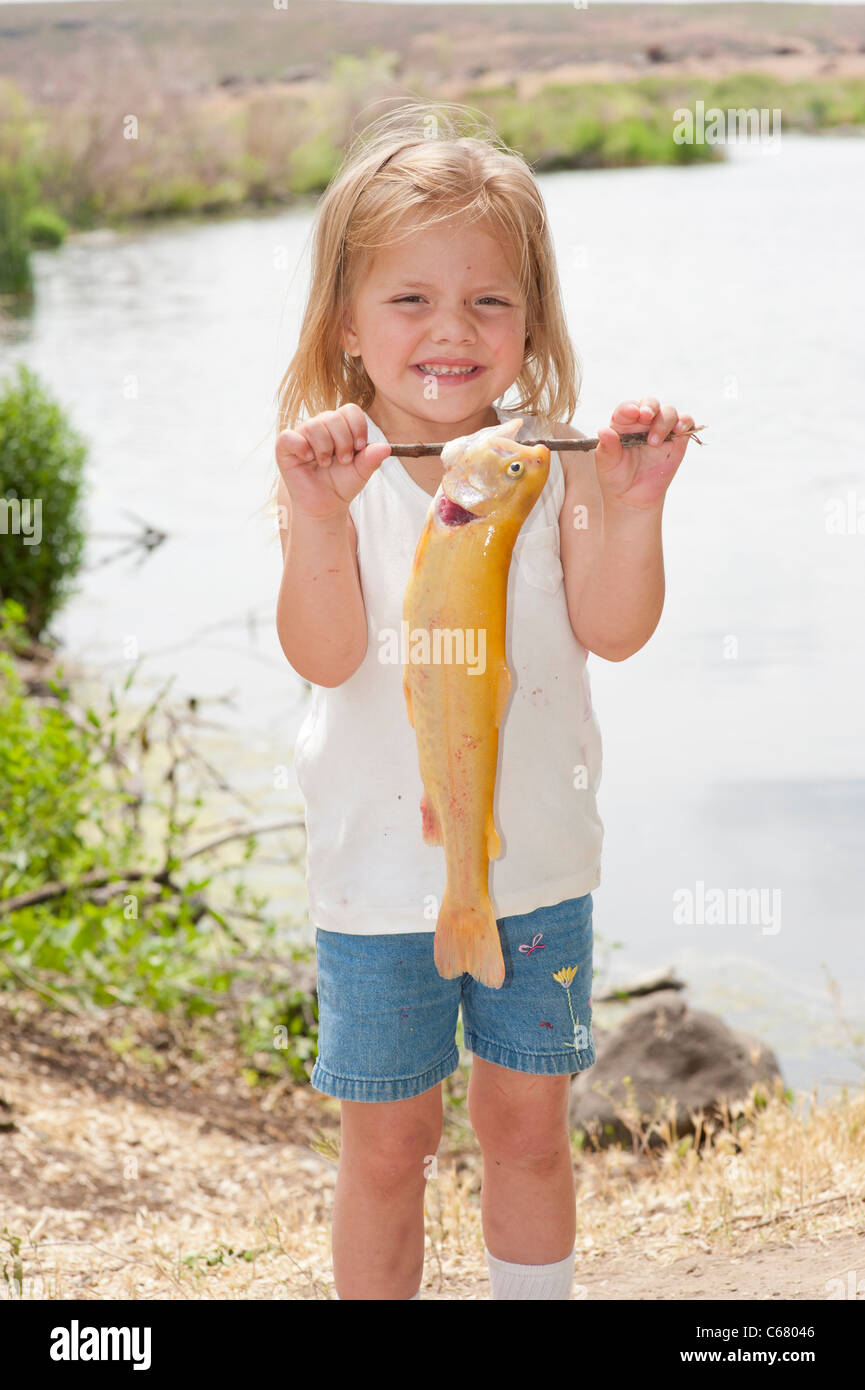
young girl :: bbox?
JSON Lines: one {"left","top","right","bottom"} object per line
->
{"left": 272, "top": 104, "right": 695, "bottom": 1301}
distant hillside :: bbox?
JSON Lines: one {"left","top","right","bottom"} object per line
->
{"left": 3, "top": 1, "right": 865, "bottom": 101}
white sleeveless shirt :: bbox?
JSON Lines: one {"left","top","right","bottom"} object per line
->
{"left": 293, "top": 405, "right": 604, "bottom": 934}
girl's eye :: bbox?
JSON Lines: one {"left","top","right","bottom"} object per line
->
{"left": 391, "top": 296, "right": 511, "bottom": 306}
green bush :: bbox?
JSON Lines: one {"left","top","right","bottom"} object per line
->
{"left": 23, "top": 205, "right": 68, "bottom": 248}
{"left": 705, "top": 72, "right": 783, "bottom": 114}
{"left": 0, "top": 600, "right": 226, "bottom": 1016}
{"left": 287, "top": 134, "right": 342, "bottom": 196}
{"left": 0, "top": 363, "right": 88, "bottom": 642}
{"left": 0, "top": 596, "right": 319, "bottom": 1077}
{"left": 464, "top": 84, "right": 718, "bottom": 172}
{"left": 0, "top": 599, "right": 118, "bottom": 894}
{"left": 0, "top": 80, "right": 44, "bottom": 293}
{"left": 0, "top": 169, "right": 33, "bottom": 297}
{"left": 567, "top": 114, "right": 606, "bottom": 161}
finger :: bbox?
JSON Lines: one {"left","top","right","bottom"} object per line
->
{"left": 276, "top": 428, "right": 315, "bottom": 468}
{"left": 647, "top": 404, "right": 678, "bottom": 446}
{"left": 610, "top": 401, "right": 642, "bottom": 427}
{"left": 302, "top": 417, "right": 350, "bottom": 467}
{"left": 355, "top": 441, "right": 391, "bottom": 480}
{"left": 299, "top": 421, "right": 335, "bottom": 466}
{"left": 340, "top": 403, "right": 369, "bottom": 452}
{"left": 638, "top": 396, "right": 661, "bottom": 421}
{"left": 319, "top": 409, "right": 358, "bottom": 465}
{"left": 674, "top": 413, "right": 695, "bottom": 435}
{"left": 594, "top": 425, "right": 623, "bottom": 470}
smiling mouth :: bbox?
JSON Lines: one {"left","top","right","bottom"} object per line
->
{"left": 412, "top": 363, "right": 483, "bottom": 379}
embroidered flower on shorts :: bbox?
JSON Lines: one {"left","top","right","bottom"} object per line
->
{"left": 551, "top": 965, "right": 586, "bottom": 1053}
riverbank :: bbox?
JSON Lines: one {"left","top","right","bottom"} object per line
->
{"left": 1, "top": 989, "right": 863, "bottom": 1300}
{"left": 1, "top": 2, "right": 864, "bottom": 231}
{"left": 0, "top": 609, "right": 316, "bottom": 1082}
{"left": 3, "top": 481, "right": 863, "bottom": 1302}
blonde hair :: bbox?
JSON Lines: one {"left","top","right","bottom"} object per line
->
{"left": 268, "top": 100, "right": 581, "bottom": 514}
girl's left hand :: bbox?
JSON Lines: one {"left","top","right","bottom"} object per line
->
{"left": 594, "top": 398, "right": 695, "bottom": 513}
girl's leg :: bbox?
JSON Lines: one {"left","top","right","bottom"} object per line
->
{"left": 467, "top": 1054, "right": 575, "bottom": 1264}
{"left": 332, "top": 1084, "right": 443, "bottom": 1300}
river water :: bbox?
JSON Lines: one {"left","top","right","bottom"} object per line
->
{"left": 3, "top": 133, "right": 863, "bottom": 1103}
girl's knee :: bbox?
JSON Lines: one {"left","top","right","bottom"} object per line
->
{"left": 474, "top": 1114, "right": 571, "bottom": 1171}
{"left": 339, "top": 1094, "right": 443, "bottom": 1185}
{"left": 468, "top": 1064, "right": 570, "bottom": 1160}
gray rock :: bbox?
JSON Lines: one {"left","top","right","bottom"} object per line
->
{"left": 594, "top": 966, "right": 686, "bottom": 1002}
{"left": 571, "top": 993, "right": 782, "bottom": 1148}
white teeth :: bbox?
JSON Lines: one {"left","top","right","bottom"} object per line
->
{"left": 417, "top": 364, "right": 477, "bottom": 376}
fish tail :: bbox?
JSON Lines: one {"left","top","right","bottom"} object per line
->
{"left": 434, "top": 891, "right": 505, "bottom": 989}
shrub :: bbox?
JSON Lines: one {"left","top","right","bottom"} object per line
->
{"left": 0, "top": 596, "right": 319, "bottom": 1077}
{"left": 0, "top": 363, "right": 88, "bottom": 642}
{"left": 0, "top": 598, "right": 115, "bottom": 896}
{"left": 0, "top": 169, "right": 33, "bottom": 298}
{"left": 24, "top": 205, "right": 68, "bottom": 248}
{"left": 0, "top": 81, "right": 43, "bottom": 294}
{"left": 287, "top": 134, "right": 342, "bottom": 196}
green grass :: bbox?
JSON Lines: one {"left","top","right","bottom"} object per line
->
{"left": 0, "top": 598, "right": 318, "bottom": 1083}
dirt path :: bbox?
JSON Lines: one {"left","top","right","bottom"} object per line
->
{"left": 576, "top": 1233, "right": 864, "bottom": 1302}
{"left": 1, "top": 1000, "right": 862, "bottom": 1301}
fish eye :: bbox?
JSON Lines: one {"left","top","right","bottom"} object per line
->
{"left": 506, "top": 459, "right": 525, "bottom": 478}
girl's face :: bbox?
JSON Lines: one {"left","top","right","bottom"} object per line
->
{"left": 341, "top": 216, "right": 527, "bottom": 435}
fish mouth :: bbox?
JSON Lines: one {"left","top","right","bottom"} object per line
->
{"left": 436, "top": 493, "right": 478, "bottom": 527}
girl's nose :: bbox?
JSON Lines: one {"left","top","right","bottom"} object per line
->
{"left": 429, "top": 305, "right": 477, "bottom": 342}
{"left": 429, "top": 325, "right": 476, "bottom": 345}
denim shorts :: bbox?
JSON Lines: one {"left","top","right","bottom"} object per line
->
{"left": 310, "top": 894, "right": 596, "bottom": 1102}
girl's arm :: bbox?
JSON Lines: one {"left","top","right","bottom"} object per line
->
{"left": 557, "top": 399, "right": 695, "bottom": 661}
{"left": 274, "top": 406, "right": 390, "bottom": 686}
{"left": 559, "top": 460, "right": 665, "bottom": 662}
{"left": 275, "top": 475, "right": 368, "bottom": 687}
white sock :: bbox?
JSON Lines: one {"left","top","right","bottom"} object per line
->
{"left": 485, "top": 1246, "right": 576, "bottom": 1300}
{"left": 335, "top": 1290, "right": 420, "bottom": 1300}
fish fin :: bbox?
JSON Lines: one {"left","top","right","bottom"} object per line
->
{"left": 487, "top": 814, "right": 501, "bottom": 861}
{"left": 494, "top": 665, "right": 511, "bottom": 728}
{"left": 434, "top": 892, "right": 505, "bottom": 989}
{"left": 491, "top": 417, "right": 523, "bottom": 444}
{"left": 403, "top": 672, "right": 415, "bottom": 728}
{"left": 420, "top": 790, "right": 442, "bottom": 846}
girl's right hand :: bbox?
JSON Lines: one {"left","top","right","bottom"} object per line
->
{"left": 276, "top": 405, "right": 391, "bottom": 519}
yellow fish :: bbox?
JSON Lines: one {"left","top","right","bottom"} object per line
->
{"left": 402, "top": 418, "right": 551, "bottom": 988}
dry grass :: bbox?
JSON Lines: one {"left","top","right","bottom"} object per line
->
{"left": 572, "top": 1080, "right": 865, "bottom": 1258}
{"left": 0, "top": 991, "right": 862, "bottom": 1300}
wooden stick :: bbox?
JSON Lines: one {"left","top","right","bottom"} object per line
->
{"left": 389, "top": 425, "right": 706, "bottom": 456}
